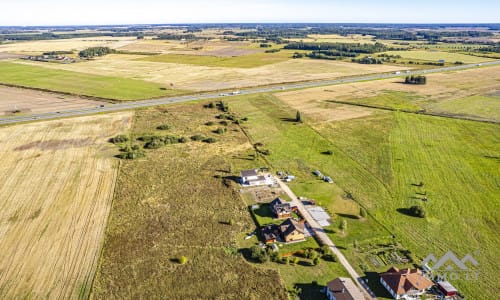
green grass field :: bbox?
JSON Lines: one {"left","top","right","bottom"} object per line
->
{"left": 228, "top": 93, "right": 499, "bottom": 299}
{"left": 426, "top": 95, "right": 500, "bottom": 121}
{"left": 382, "top": 50, "right": 493, "bottom": 64}
{"left": 136, "top": 51, "right": 293, "bottom": 68}
{"left": 0, "top": 61, "right": 186, "bottom": 100}
{"left": 332, "top": 90, "right": 424, "bottom": 112}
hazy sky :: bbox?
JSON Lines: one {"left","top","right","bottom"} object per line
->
{"left": 1, "top": 0, "right": 499, "bottom": 26}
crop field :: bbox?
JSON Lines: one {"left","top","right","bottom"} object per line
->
{"left": 92, "top": 103, "right": 288, "bottom": 299}
{"left": 0, "top": 61, "right": 186, "bottom": 100}
{"left": 228, "top": 93, "right": 499, "bottom": 299}
{"left": 289, "top": 34, "right": 376, "bottom": 44}
{"left": 0, "top": 36, "right": 136, "bottom": 54}
{"left": 0, "top": 112, "right": 132, "bottom": 299}
{"left": 0, "top": 85, "right": 106, "bottom": 115}
{"left": 382, "top": 50, "right": 494, "bottom": 63}
{"left": 276, "top": 65, "right": 500, "bottom": 122}
{"left": 118, "top": 39, "right": 261, "bottom": 56}
{"left": 16, "top": 54, "right": 402, "bottom": 91}
{"left": 136, "top": 51, "right": 292, "bottom": 68}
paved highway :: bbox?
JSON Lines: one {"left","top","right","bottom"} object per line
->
{"left": 1, "top": 60, "right": 498, "bottom": 126}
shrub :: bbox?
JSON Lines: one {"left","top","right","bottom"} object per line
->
{"left": 320, "top": 244, "right": 332, "bottom": 256}
{"left": 138, "top": 135, "right": 163, "bottom": 143}
{"left": 156, "top": 124, "right": 170, "bottom": 130}
{"left": 179, "top": 256, "right": 188, "bottom": 264}
{"left": 144, "top": 139, "right": 164, "bottom": 149}
{"left": 207, "top": 102, "right": 216, "bottom": 108}
{"left": 360, "top": 207, "right": 367, "bottom": 218}
{"left": 220, "top": 120, "right": 229, "bottom": 126}
{"left": 118, "top": 149, "right": 145, "bottom": 160}
{"left": 191, "top": 135, "right": 205, "bottom": 141}
{"left": 203, "top": 137, "right": 217, "bottom": 144}
{"left": 214, "top": 128, "right": 226, "bottom": 134}
{"left": 293, "top": 257, "right": 299, "bottom": 265}
{"left": 312, "top": 257, "right": 320, "bottom": 266}
{"left": 205, "top": 121, "right": 215, "bottom": 126}
{"left": 179, "top": 136, "right": 188, "bottom": 143}
{"left": 323, "top": 150, "right": 333, "bottom": 155}
{"left": 410, "top": 205, "right": 426, "bottom": 218}
{"left": 250, "top": 245, "right": 268, "bottom": 263}
{"left": 110, "top": 134, "right": 129, "bottom": 144}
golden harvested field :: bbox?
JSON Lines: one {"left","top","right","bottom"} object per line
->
{"left": 289, "top": 34, "right": 377, "bottom": 44}
{"left": 117, "top": 39, "right": 260, "bottom": 56}
{"left": 276, "top": 65, "right": 500, "bottom": 122}
{"left": 0, "top": 112, "right": 132, "bottom": 299}
{"left": 14, "top": 54, "right": 402, "bottom": 91}
{"left": 0, "top": 37, "right": 137, "bottom": 55}
{"left": 0, "top": 85, "right": 106, "bottom": 115}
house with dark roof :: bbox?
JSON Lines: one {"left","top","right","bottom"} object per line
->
{"left": 326, "top": 277, "right": 365, "bottom": 300}
{"left": 270, "top": 197, "right": 292, "bottom": 219}
{"left": 260, "top": 218, "right": 306, "bottom": 244}
{"left": 379, "top": 267, "right": 434, "bottom": 299}
{"left": 280, "top": 218, "right": 305, "bottom": 243}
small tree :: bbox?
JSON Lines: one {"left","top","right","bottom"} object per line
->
{"left": 293, "top": 257, "right": 299, "bottom": 265}
{"left": 296, "top": 111, "right": 302, "bottom": 123}
{"left": 312, "top": 256, "right": 320, "bottom": 266}
{"left": 339, "top": 219, "right": 347, "bottom": 233}
{"left": 410, "top": 205, "right": 426, "bottom": 218}
{"left": 284, "top": 256, "right": 290, "bottom": 265}
{"left": 321, "top": 244, "right": 332, "bottom": 256}
{"left": 360, "top": 207, "right": 367, "bottom": 218}
{"left": 110, "top": 134, "right": 129, "bottom": 144}
{"left": 353, "top": 239, "right": 359, "bottom": 249}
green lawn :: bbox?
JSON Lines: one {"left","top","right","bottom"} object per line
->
{"left": 0, "top": 61, "right": 187, "bottom": 100}
{"left": 382, "top": 50, "right": 493, "bottom": 64}
{"left": 334, "top": 90, "right": 424, "bottom": 112}
{"left": 136, "top": 51, "right": 293, "bottom": 68}
{"left": 229, "top": 93, "right": 499, "bottom": 299}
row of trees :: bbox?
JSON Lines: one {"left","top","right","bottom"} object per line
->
{"left": 404, "top": 75, "right": 427, "bottom": 85}
{"left": 79, "top": 47, "right": 115, "bottom": 58}
{"left": 284, "top": 42, "right": 387, "bottom": 54}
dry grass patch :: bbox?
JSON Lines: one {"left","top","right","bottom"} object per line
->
{"left": 0, "top": 112, "right": 132, "bottom": 299}
{"left": 0, "top": 37, "right": 137, "bottom": 55}
{"left": 92, "top": 104, "right": 287, "bottom": 299}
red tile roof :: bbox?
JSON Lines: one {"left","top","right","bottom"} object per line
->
{"left": 380, "top": 267, "right": 434, "bottom": 296}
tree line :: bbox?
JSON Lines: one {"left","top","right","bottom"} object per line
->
{"left": 404, "top": 75, "right": 426, "bottom": 85}
{"left": 284, "top": 42, "right": 388, "bottom": 53}
{"left": 79, "top": 47, "right": 116, "bottom": 58}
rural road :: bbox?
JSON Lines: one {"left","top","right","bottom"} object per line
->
{"left": 1, "top": 60, "right": 499, "bottom": 126}
{"left": 275, "top": 177, "right": 377, "bottom": 300}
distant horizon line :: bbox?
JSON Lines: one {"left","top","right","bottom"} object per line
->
{"left": 1, "top": 22, "right": 499, "bottom": 28}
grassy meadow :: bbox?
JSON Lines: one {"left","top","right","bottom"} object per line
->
{"left": 227, "top": 92, "right": 499, "bottom": 299}
{"left": 92, "top": 103, "right": 288, "bottom": 299}
{"left": 276, "top": 65, "right": 500, "bottom": 123}
{"left": 0, "top": 61, "right": 186, "bottom": 100}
